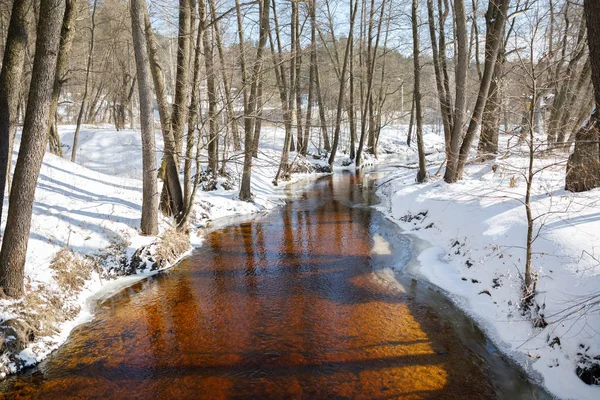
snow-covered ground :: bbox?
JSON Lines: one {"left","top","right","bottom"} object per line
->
{"left": 4, "top": 120, "right": 596, "bottom": 399}
{"left": 376, "top": 131, "right": 600, "bottom": 400}
{"left": 0, "top": 124, "right": 328, "bottom": 377}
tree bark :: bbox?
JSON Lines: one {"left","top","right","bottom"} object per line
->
{"left": 198, "top": 0, "right": 218, "bottom": 173}
{"left": 171, "top": 0, "right": 192, "bottom": 156}
{"left": 0, "top": 0, "right": 65, "bottom": 298}
{"left": 443, "top": 0, "right": 468, "bottom": 182}
{"left": 355, "top": 0, "right": 386, "bottom": 167}
{"left": 328, "top": 0, "right": 358, "bottom": 169}
{"left": 71, "top": 0, "right": 97, "bottom": 163}
{"left": 565, "top": 0, "right": 600, "bottom": 192}
{"left": 48, "top": 0, "right": 80, "bottom": 158}
{"left": 130, "top": 0, "right": 158, "bottom": 236}
{"left": 454, "top": 0, "right": 509, "bottom": 179}
{"left": 0, "top": 0, "right": 33, "bottom": 228}
{"left": 143, "top": 9, "right": 184, "bottom": 220}
{"left": 412, "top": 0, "right": 426, "bottom": 182}
{"left": 184, "top": 1, "right": 202, "bottom": 216}
{"left": 239, "top": 0, "right": 269, "bottom": 201}
{"left": 209, "top": 0, "right": 240, "bottom": 151}
{"left": 426, "top": 0, "right": 452, "bottom": 154}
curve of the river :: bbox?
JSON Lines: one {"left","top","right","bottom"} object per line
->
{"left": 0, "top": 170, "right": 548, "bottom": 399}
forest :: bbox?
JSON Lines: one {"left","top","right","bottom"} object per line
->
{"left": 0, "top": 0, "right": 599, "bottom": 398}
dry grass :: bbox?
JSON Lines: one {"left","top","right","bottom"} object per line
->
{"left": 50, "top": 249, "right": 93, "bottom": 295}
{"left": 155, "top": 229, "right": 190, "bottom": 268}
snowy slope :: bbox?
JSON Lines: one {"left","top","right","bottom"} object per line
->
{"left": 377, "top": 138, "right": 600, "bottom": 400}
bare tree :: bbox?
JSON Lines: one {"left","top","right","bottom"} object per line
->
{"left": 143, "top": 8, "right": 184, "bottom": 221}
{"left": 0, "top": 0, "right": 33, "bottom": 227}
{"left": 239, "top": 0, "right": 269, "bottom": 201}
{"left": 328, "top": 0, "right": 359, "bottom": 169}
{"left": 0, "top": 0, "right": 66, "bottom": 297}
{"left": 412, "top": 0, "right": 426, "bottom": 183}
{"left": 47, "top": 0, "right": 80, "bottom": 158}
{"left": 71, "top": 0, "right": 98, "bottom": 163}
{"left": 130, "top": 0, "right": 158, "bottom": 236}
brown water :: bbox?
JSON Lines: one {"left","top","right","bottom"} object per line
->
{"left": 1, "top": 170, "right": 548, "bottom": 399}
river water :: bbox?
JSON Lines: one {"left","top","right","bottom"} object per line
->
{"left": 0, "top": 169, "right": 548, "bottom": 399}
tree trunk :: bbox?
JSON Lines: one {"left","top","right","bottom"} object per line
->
{"left": 0, "top": 0, "right": 65, "bottom": 298}
{"left": 209, "top": 0, "right": 240, "bottom": 151}
{"left": 328, "top": 0, "right": 358, "bottom": 169}
{"left": 171, "top": 0, "right": 192, "bottom": 156}
{"left": 348, "top": 40, "right": 356, "bottom": 158}
{"left": 303, "top": 0, "right": 317, "bottom": 157}
{"left": 71, "top": 0, "right": 97, "bottom": 163}
{"left": 130, "top": 0, "right": 158, "bottom": 236}
{"left": 477, "top": 49, "right": 504, "bottom": 157}
{"left": 407, "top": 91, "right": 415, "bottom": 147}
{"left": 239, "top": 0, "right": 269, "bottom": 201}
{"left": 443, "top": 0, "right": 469, "bottom": 182}
{"left": 413, "top": 0, "right": 426, "bottom": 182}
{"left": 199, "top": 0, "right": 218, "bottom": 173}
{"left": 455, "top": 0, "right": 509, "bottom": 179}
{"left": 426, "top": 0, "right": 452, "bottom": 154}
{"left": 272, "top": 0, "right": 294, "bottom": 184}
{"left": 143, "top": 8, "right": 184, "bottom": 220}
{"left": 184, "top": 1, "right": 202, "bottom": 216}
{"left": 565, "top": 0, "right": 600, "bottom": 192}
{"left": 0, "top": 0, "right": 33, "bottom": 227}
{"left": 48, "top": 0, "right": 79, "bottom": 158}
{"left": 355, "top": 0, "right": 386, "bottom": 167}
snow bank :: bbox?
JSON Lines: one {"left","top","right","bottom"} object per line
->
{"left": 376, "top": 139, "right": 600, "bottom": 399}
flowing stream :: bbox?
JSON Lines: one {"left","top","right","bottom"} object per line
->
{"left": 0, "top": 169, "right": 549, "bottom": 399}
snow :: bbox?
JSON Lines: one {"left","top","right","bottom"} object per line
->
{"left": 1, "top": 121, "right": 598, "bottom": 399}
{"left": 376, "top": 132, "right": 600, "bottom": 400}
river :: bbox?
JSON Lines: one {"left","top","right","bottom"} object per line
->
{"left": 0, "top": 169, "right": 548, "bottom": 399}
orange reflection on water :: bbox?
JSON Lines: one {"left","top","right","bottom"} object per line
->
{"left": 1, "top": 174, "right": 495, "bottom": 399}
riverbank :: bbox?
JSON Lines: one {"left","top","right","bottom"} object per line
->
{"left": 0, "top": 125, "right": 327, "bottom": 378}
{"left": 376, "top": 141, "right": 600, "bottom": 400}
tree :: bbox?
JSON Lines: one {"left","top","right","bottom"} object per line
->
{"left": 143, "top": 7, "right": 184, "bottom": 221}
{"left": 0, "top": 0, "right": 66, "bottom": 298}
{"left": 0, "top": 0, "right": 33, "bottom": 227}
{"left": 130, "top": 0, "right": 158, "bottom": 235}
{"left": 71, "top": 0, "right": 98, "bottom": 163}
{"left": 453, "top": 0, "right": 509, "bottom": 179}
{"left": 412, "top": 0, "right": 426, "bottom": 183}
{"left": 565, "top": 0, "right": 600, "bottom": 192}
{"left": 47, "top": 0, "right": 80, "bottom": 158}
{"left": 239, "top": 0, "right": 269, "bottom": 201}
{"left": 328, "top": 0, "right": 359, "bottom": 169}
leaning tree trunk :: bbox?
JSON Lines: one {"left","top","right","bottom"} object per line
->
{"left": 566, "top": 0, "right": 600, "bottom": 192}
{"left": 0, "top": 0, "right": 33, "bottom": 227}
{"left": 454, "top": 0, "right": 509, "bottom": 181}
{"left": 0, "top": 0, "right": 65, "bottom": 298}
{"left": 130, "top": 0, "right": 158, "bottom": 235}
{"left": 143, "top": 8, "right": 184, "bottom": 220}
